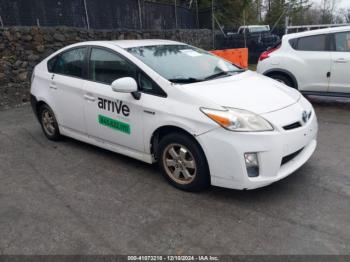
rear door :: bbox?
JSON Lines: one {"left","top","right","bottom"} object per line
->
{"left": 48, "top": 47, "right": 88, "bottom": 134}
{"left": 329, "top": 31, "right": 350, "bottom": 93}
{"left": 292, "top": 34, "right": 332, "bottom": 92}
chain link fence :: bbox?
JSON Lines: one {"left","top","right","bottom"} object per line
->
{"left": 0, "top": 0, "right": 212, "bottom": 30}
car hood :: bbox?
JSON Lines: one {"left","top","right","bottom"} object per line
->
{"left": 182, "top": 71, "right": 301, "bottom": 114}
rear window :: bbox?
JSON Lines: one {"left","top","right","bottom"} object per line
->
{"left": 290, "top": 34, "right": 327, "bottom": 51}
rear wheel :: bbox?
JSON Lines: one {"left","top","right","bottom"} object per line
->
{"left": 39, "top": 104, "right": 61, "bottom": 141}
{"left": 269, "top": 73, "right": 295, "bottom": 89}
{"left": 157, "top": 133, "right": 210, "bottom": 192}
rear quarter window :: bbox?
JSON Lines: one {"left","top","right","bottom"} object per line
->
{"left": 47, "top": 56, "right": 57, "bottom": 73}
{"left": 47, "top": 47, "right": 87, "bottom": 78}
{"left": 289, "top": 34, "right": 328, "bottom": 51}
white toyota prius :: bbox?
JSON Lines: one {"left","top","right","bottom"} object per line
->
{"left": 30, "top": 40, "right": 318, "bottom": 191}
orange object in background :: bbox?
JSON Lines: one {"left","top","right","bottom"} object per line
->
{"left": 210, "top": 48, "right": 248, "bottom": 69}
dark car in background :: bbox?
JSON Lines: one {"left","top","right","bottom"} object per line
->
{"left": 218, "top": 25, "right": 280, "bottom": 63}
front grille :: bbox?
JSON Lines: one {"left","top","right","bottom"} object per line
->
{"left": 283, "top": 122, "right": 302, "bottom": 131}
{"left": 281, "top": 148, "right": 304, "bottom": 166}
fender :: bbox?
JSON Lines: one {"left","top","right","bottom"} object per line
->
{"left": 263, "top": 68, "right": 299, "bottom": 90}
{"left": 30, "top": 94, "right": 57, "bottom": 122}
{"left": 147, "top": 120, "right": 202, "bottom": 155}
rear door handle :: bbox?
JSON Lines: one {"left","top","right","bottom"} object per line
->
{"left": 49, "top": 82, "right": 57, "bottom": 90}
{"left": 335, "top": 58, "right": 347, "bottom": 63}
{"left": 84, "top": 94, "right": 96, "bottom": 102}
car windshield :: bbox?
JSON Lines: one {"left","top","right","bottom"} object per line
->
{"left": 249, "top": 26, "right": 269, "bottom": 33}
{"left": 126, "top": 45, "right": 242, "bottom": 83}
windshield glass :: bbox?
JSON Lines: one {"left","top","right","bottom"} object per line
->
{"left": 126, "top": 45, "right": 241, "bottom": 83}
{"left": 249, "top": 26, "right": 269, "bottom": 33}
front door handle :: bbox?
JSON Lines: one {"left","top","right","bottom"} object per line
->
{"left": 84, "top": 94, "right": 96, "bottom": 102}
{"left": 335, "top": 58, "right": 347, "bottom": 63}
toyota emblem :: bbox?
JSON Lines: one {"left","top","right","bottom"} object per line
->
{"left": 302, "top": 111, "right": 308, "bottom": 123}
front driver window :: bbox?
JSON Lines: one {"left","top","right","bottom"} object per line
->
{"left": 334, "top": 32, "right": 350, "bottom": 52}
{"left": 89, "top": 48, "right": 137, "bottom": 85}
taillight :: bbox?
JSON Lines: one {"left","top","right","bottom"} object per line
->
{"left": 259, "top": 46, "right": 280, "bottom": 61}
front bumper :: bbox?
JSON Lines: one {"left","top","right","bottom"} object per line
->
{"left": 197, "top": 105, "right": 318, "bottom": 190}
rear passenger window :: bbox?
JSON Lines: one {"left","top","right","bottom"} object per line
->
{"left": 294, "top": 35, "right": 327, "bottom": 51}
{"left": 89, "top": 48, "right": 137, "bottom": 85}
{"left": 334, "top": 32, "right": 350, "bottom": 52}
{"left": 52, "top": 47, "right": 87, "bottom": 78}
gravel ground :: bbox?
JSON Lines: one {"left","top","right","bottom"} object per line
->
{"left": 0, "top": 97, "right": 349, "bottom": 255}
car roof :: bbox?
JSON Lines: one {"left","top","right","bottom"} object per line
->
{"left": 283, "top": 26, "right": 350, "bottom": 40}
{"left": 70, "top": 39, "right": 186, "bottom": 49}
{"left": 239, "top": 25, "right": 269, "bottom": 28}
{"left": 107, "top": 39, "right": 186, "bottom": 49}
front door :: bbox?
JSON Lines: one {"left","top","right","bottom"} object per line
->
{"left": 83, "top": 47, "right": 144, "bottom": 155}
{"left": 293, "top": 34, "right": 331, "bottom": 92}
{"left": 330, "top": 31, "right": 350, "bottom": 93}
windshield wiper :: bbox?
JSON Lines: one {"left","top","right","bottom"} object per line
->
{"left": 169, "top": 77, "right": 203, "bottom": 84}
{"left": 170, "top": 69, "right": 246, "bottom": 84}
{"left": 204, "top": 69, "right": 246, "bottom": 81}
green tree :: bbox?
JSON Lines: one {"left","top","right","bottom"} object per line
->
{"left": 264, "top": 0, "right": 312, "bottom": 27}
{"left": 150, "top": 0, "right": 314, "bottom": 28}
{"left": 198, "top": 0, "right": 257, "bottom": 28}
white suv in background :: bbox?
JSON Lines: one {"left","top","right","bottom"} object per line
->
{"left": 257, "top": 26, "right": 350, "bottom": 96}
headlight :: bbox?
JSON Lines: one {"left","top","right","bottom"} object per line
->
{"left": 200, "top": 107, "right": 274, "bottom": 132}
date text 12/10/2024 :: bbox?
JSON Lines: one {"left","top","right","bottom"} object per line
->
{"left": 127, "top": 256, "right": 219, "bottom": 261}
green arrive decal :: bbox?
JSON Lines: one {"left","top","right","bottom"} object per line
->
{"left": 98, "top": 114, "right": 131, "bottom": 135}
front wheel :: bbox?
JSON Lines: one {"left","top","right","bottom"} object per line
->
{"left": 157, "top": 133, "right": 210, "bottom": 192}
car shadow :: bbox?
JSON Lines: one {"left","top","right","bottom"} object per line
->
{"left": 58, "top": 133, "right": 313, "bottom": 202}
{"left": 209, "top": 171, "right": 304, "bottom": 196}
{"left": 59, "top": 135, "right": 159, "bottom": 171}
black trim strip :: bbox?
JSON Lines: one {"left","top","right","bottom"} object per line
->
{"left": 302, "top": 91, "right": 350, "bottom": 98}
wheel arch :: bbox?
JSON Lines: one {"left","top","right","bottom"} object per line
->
{"left": 263, "top": 68, "right": 298, "bottom": 89}
{"left": 31, "top": 95, "right": 50, "bottom": 121}
{"left": 30, "top": 95, "right": 59, "bottom": 126}
{"left": 150, "top": 125, "right": 207, "bottom": 162}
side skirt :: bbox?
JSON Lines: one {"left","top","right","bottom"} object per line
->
{"left": 59, "top": 125, "right": 153, "bottom": 164}
{"left": 302, "top": 91, "right": 350, "bottom": 98}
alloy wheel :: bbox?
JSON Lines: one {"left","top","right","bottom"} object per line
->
{"left": 162, "top": 143, "right": 197, "bottom": 185}
{"left": 42, "top": 109, "right": 56, "bottom": 136}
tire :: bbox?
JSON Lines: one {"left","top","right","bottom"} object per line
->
{"left": 39, "top": 104, "right": 61, "bottom": 141}
{"left": 157, "top": 132, "right": 210, "bottom": 192}
{"left": 269, "top": 73, "right": 295, "bottom": 88}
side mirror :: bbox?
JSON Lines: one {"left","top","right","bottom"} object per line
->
{"left": 111, "top": 77, "right": 138, "bottom": 93}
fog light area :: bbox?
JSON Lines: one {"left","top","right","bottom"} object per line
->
{"left": 244, "top": 153, "right": 259, "bottom": 177}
